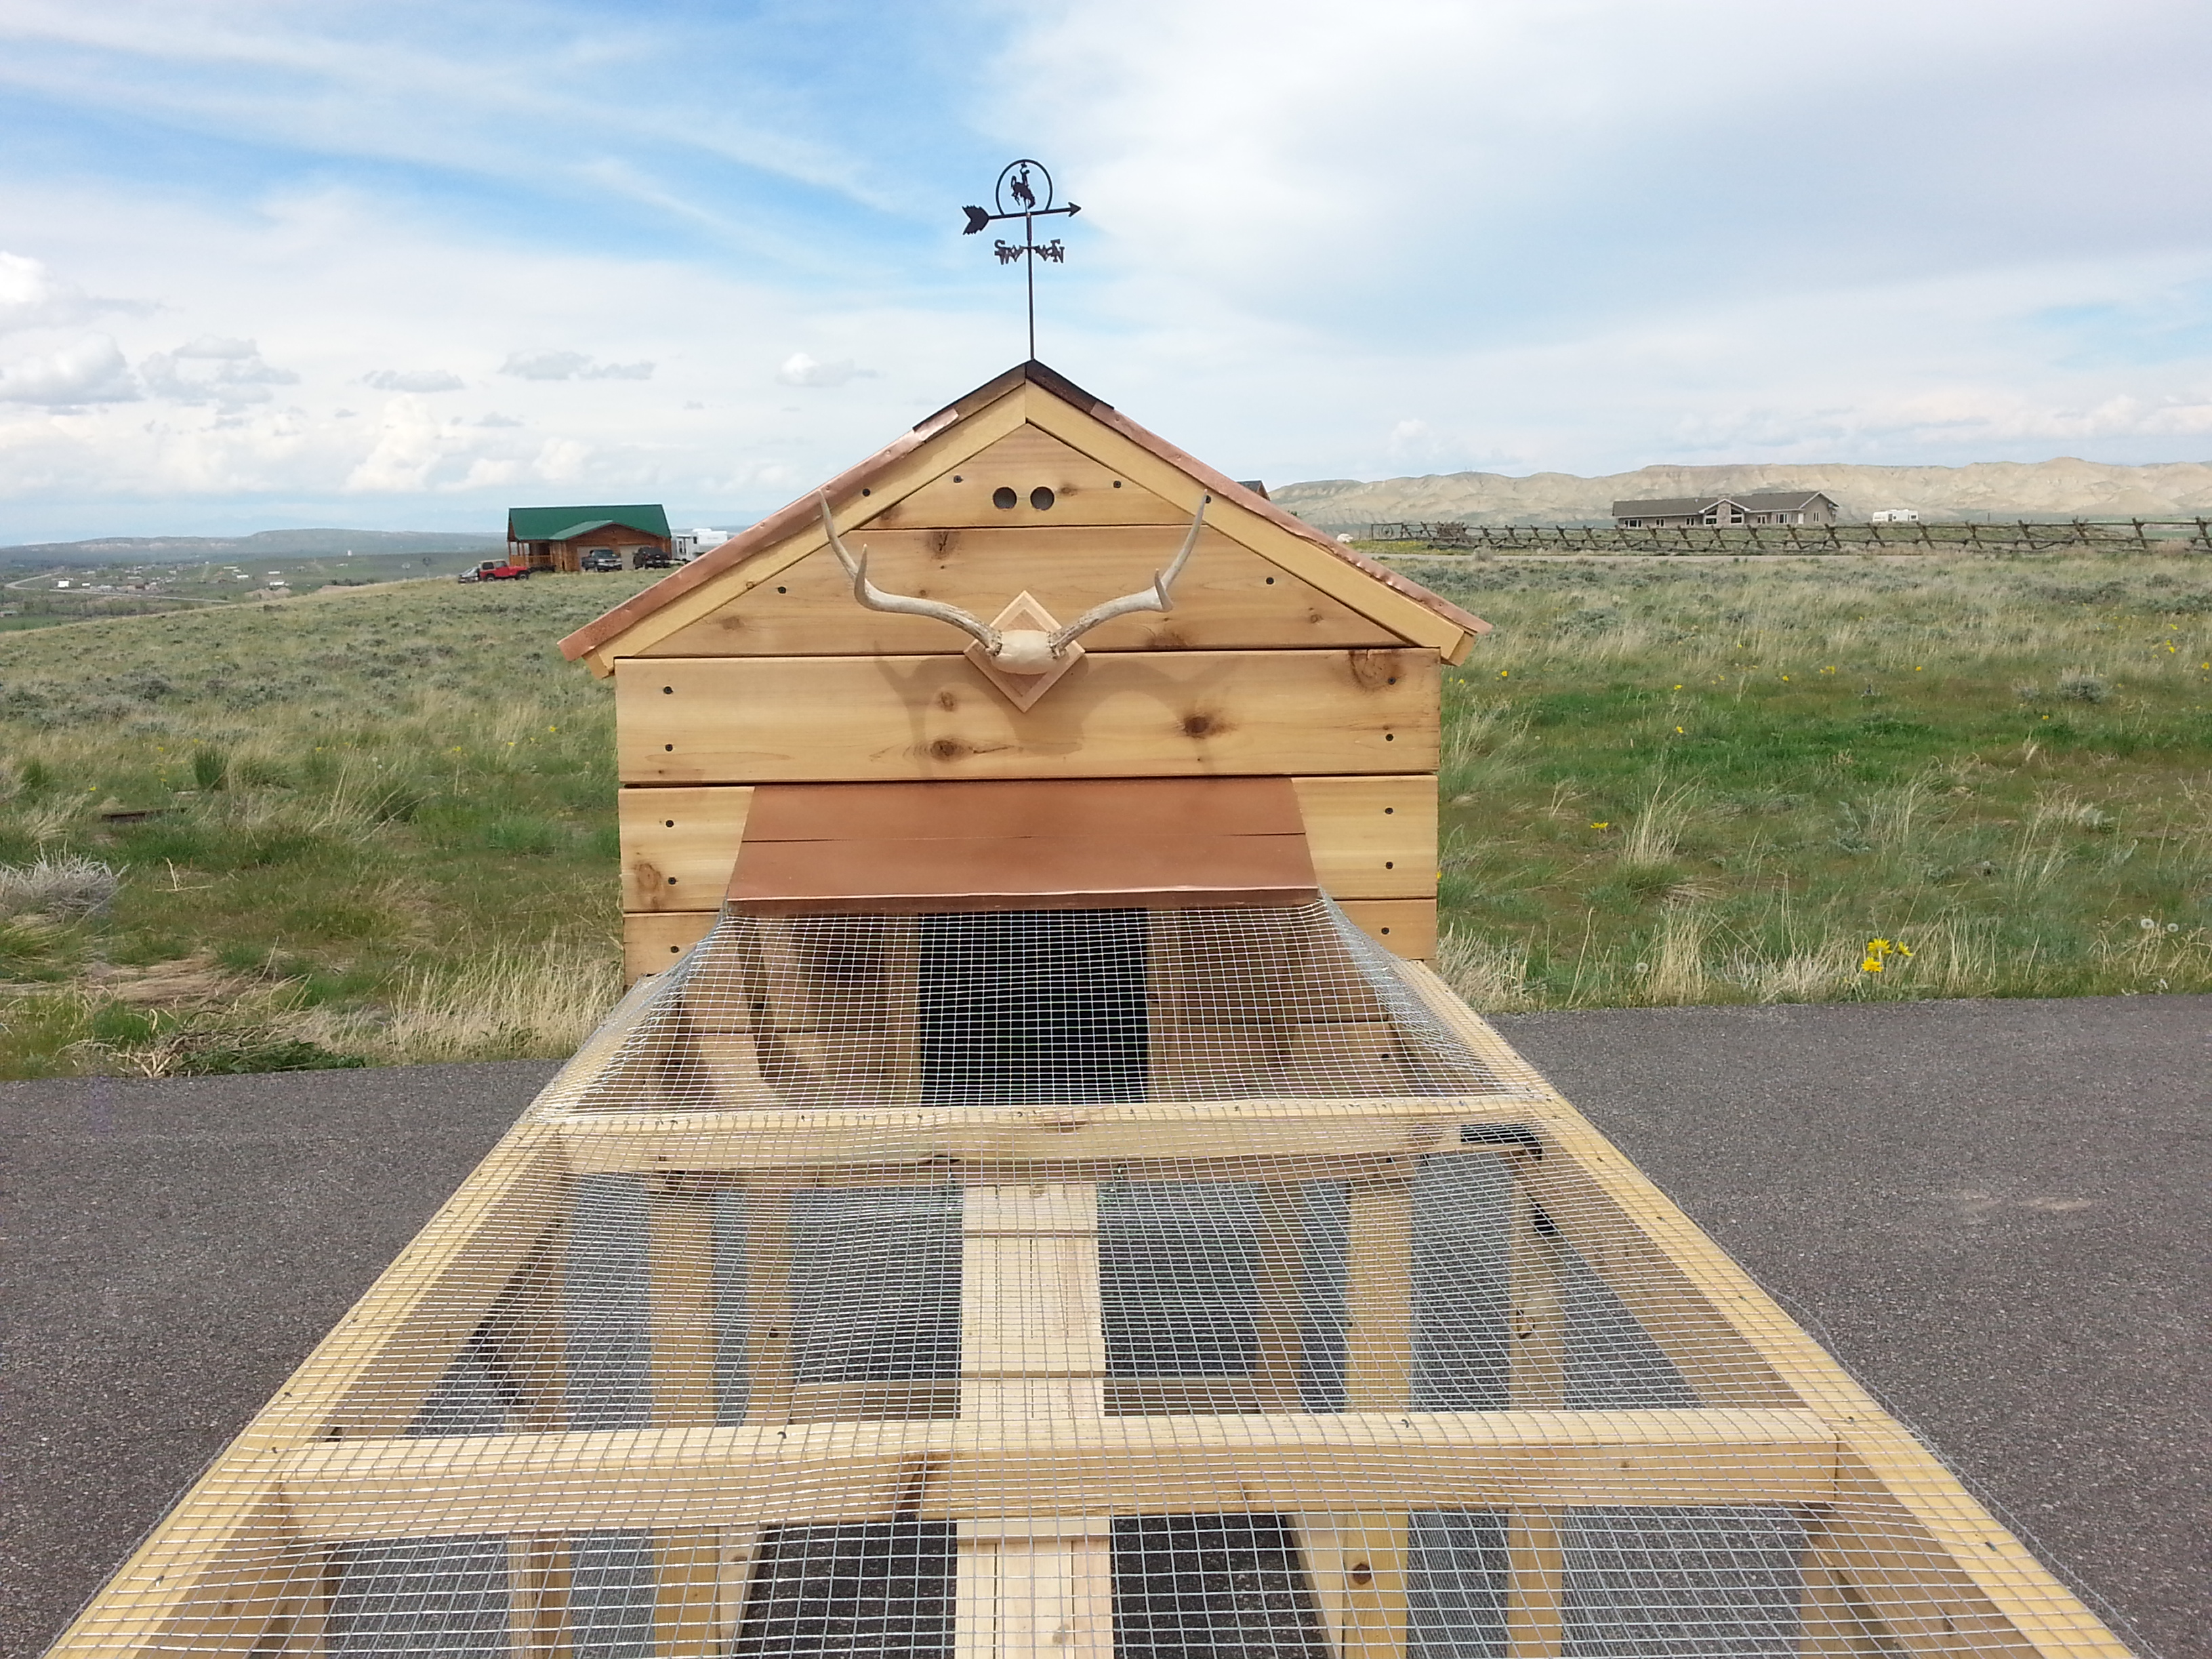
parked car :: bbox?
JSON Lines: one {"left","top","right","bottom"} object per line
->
{"left": 579, "top": 548, "right": 626, "bottom": 572}
{"left": 457, "top": 559, "right": 532, "bottom": 583}
{"left": 632, "top": 546, "right": 684, "bottom": 569}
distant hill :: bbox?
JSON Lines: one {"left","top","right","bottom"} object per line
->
{"left": 1271, "top": 457, "right": 2212, "bottom": 533}
{"left": 0, "top": 529, "right": 502, "bottom": 565}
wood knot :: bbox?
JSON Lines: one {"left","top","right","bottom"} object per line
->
{"left": 929, "top": 738, "right": 967, "bottom": 760}
{"left": 1181, "top": 712, "right": 1217, "bottom": 739}
{"left": 936, "top": 688, "right": 960, "bottom": 710}
{"left": 1348, "top": 649, "right": 1401, "bottom": 691}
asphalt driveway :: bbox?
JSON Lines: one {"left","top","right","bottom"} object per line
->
{"left": 3, "top": 996, "right": 2203, "bottom": 1656}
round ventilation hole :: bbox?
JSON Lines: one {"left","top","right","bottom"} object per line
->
{"left": 1030, "top": 487, "right": 1055, "bottom": 510}
{"left": 992, "top": 487, "right": 1018, "bottom": 510}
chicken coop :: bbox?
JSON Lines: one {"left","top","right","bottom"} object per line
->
{"left": 49, "top": 364, "right": 2133, "bottom": 1658}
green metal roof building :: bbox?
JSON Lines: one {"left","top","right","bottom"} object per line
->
{"left": 507, "top": 504, "right": 673, "bottom": 571}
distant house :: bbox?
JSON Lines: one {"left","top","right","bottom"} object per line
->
{"left": 1612, "top": 491, "right": 1838, "bottom": 529}
{"left": 507, "top": 504, "right": 673, "bottom": 573}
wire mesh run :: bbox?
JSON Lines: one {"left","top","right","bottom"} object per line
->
{"left": 538, "top": 901, "right": 1538, "bottom": 1114}
{"left": 50, "top": 901, "right": 2135, "bottom": 1658}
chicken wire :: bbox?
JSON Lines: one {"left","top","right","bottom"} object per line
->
{"left": 56, "top": 900, "right": 2132, "bottom": 1658}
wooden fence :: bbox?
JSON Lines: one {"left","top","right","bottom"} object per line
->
{"left": 1363, "top": 518, "right": 2212, "bottom": 555}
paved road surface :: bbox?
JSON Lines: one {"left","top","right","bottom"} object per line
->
{"left": 2, "top": 998, "right": 2203, "bottom": 1656}
{"left": 1493, "top": 996, "right": 2207, "bottom": 1659}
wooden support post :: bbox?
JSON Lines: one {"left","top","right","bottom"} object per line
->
{"left": 507, "top": 1536, "right": 569, "bottom": 1658}
{"left": 957, "top": 1519, "right": 1115, "bottom": 1659}
{"left": 1300, "top": 1513, "right": 1408, "bottom": 1659}
{"left": 1501, "top": 1509, "right": 1564, "bottom": 1659}
{"left": 646, "top": 1181, "right": 719, "bottom": 1427}
{"left": 1248, "top": 1182, "right": 1313, "bottom": 1410}
{"left": 711, "top": 1529, "right": 760, "bottom": 1654}
{"left": 1317, "top": 1177, "right": 1413, "bottom": 1659}
{"left": 743, "top": 1191, "right": 795, "bottom": 1425}
{"left": 653, "top": 1531, "right": 722, "bottom": 1656}
{"left": 956, "top": 1184, "right": 1113, "bottom": 1657}
{"left": 1342, "top": 1176, "right": 1414, "bottom": 1410}
{"left": 1505, "top": 1185, "right": 1565, "bottom": 1410}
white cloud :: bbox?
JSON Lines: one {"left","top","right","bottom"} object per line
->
{"left": 775, "top": 352, "right": 876, "bottom": 388}
{"left": 533, "top": 437, "right": 592, "bottom": 482}
{"left": 363, "top": 367, "right": 465, "bottom": 392}
{"left": 0, "top": 251, "right": 144, "bottom": 334}
{"left": 0, "top": 333, "right": 140, "bottom": 405}
{"left": 140, "top": 336, "right": 299, "bottom": 406}
{"left": 500, "top": 349, "right": 653, "bottom": 382}
{"left": 501, "top": 348, "right": 589, "bottom": 381}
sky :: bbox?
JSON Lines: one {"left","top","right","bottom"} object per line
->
{"left": 0, "top": 0, "right": 2208, "bottom": 542}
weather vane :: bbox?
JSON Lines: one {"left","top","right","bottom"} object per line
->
{"left": 962, "top": 159, "right": 1080, "bottom": 361}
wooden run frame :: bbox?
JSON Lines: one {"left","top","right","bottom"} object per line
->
{"left": 47, "top": 965, "right": 2133, "bottom": 1658}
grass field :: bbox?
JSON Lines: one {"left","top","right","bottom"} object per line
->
{"left": 0, "top": 552, "right": 2205, "bottom": 1076}
{"left": 1409, "top": 552, "right": 2212, "bottom": 1009}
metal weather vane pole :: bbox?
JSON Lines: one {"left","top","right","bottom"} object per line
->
{"left": 962, "top": 159, "right": 1080, "bottom": 361}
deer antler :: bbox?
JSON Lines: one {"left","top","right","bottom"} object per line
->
{"left": 817, "top": 493, "right": 1002, "bottom": 656}
{"left": 815, "top": 489, "right": 1210, "bottom": 679}
{"left": 1047, "top": 494, "right": 1209, "bottom": 654}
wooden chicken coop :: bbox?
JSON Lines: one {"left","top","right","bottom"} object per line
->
{"left": 556, "top": 361, "right": 1486, "bottom": 981}
{"left": 46, "top": 365, "right": 2135, "bottom": 1659}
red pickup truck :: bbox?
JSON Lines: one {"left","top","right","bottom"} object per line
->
{"left": 457, "top": 560, "right": 531, "bottom": 583}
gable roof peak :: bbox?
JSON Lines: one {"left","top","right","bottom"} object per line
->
{"left": 559, "top": 364, "right": 1487, "bottom": 665}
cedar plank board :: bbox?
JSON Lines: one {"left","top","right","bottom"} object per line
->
{"left": 621, "top": 777, "right": 1436, "bottom": 914}
{"left": 742, "top": 776, "right": 1304, "bottom": 842}
{"left": 1290, "top": 776, "right": 1437, "bottom": 899}
{"left": 1335, "top": 899, "right": 1435, "bottom": 959}
{"left": 621, "top": 899, "right": 1435, "bottom": 982}
{"left": 626, "top": 909, "right": 718, "bottom": 977}
{"left": 636, "top": 528, "right": 1403, "bottom": 658}
{"left": 728, "top": 831, "right": 1318, "bottom": 914}
{"left": 619, "top": 784, "right": 754, "bottom": 912}
{"left": 869, "top": 424, "right": 1187, "bottom": 529}
{"left": 615, "top": 649, "right": 1441, "bottom": 785}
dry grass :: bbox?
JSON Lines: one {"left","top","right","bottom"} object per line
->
{"left": 364, "top": 936, "right": 625, "bottom": 1063}
{"left": 0, "top": 856, "right": 119, "bottom": 917}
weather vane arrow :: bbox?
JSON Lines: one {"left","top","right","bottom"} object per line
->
{"left": 961, "top": 159, "right": 1078, "bottom": 360}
